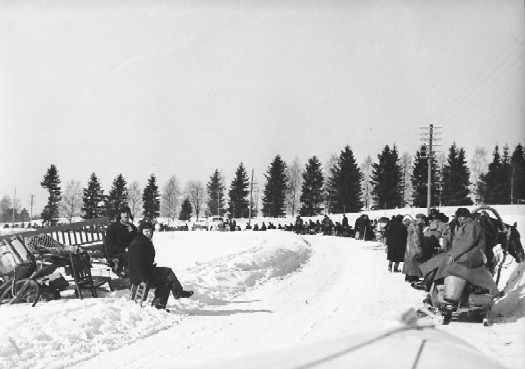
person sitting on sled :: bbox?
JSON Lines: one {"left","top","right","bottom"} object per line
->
{"left": 418, "top": 208, "right": 498, "bottom": 297}
{"left": 128, "top": 220, "right": 193, "bottom": 310}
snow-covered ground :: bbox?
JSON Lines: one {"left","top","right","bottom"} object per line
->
{"left": 0, "top": 206, "right": 524, "bottom": 369}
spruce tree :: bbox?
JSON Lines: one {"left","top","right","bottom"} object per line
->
{"left": 328, "top": 146, "right": 363, "bottom": 213}
{"left": 411, "top": 146, "right": 439, "bottom": 208}
{"left": 82, "top": 173, "right": 106, "bottom": 219}
{"left": 228, "top": 163, "right": 250, "bottom": 218}
{"left": 371, "top": 145, "right": 403, "bottom": 209}
{"left": 511, "top": 143, "right": 525, "bottom": 204}
{"left": 106, "top": 174, "right": 128, "bottom": 220}
{"left": 142, "top": 174, "right": 160, "bottom": 221}
{"left": 481, "top": 146, "right": 511, "bottom": 204}
{"left": 262, "top": 155, "right": 288, "bottom": 218}
{"left": 441, "top": 143, "right": 473, "bottom": 206}
{"left": 207, "top": 169, "right": 226, "bottom": 216}
{"left": 40, "top": 164, "right": 62, "bottom": 224}
{"left": 179, "top": 198, "right": 193, "bottom": 221}
{"left": 300, "top": 156, "right": 324, "bottom": 216}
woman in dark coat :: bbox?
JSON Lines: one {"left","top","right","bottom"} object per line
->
{"left": 384, "top": 214, "right": 408, "bottom": 272}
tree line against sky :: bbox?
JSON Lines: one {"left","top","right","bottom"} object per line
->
{"left": 1, "top": 142, "right": 524, "bottom": 225}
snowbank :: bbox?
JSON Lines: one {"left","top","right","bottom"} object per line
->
{"left": 0, "top": 206, "right": 523, "bottom": 369}
{"left": 0, "top": 231, "right": 311, "bottom": 369}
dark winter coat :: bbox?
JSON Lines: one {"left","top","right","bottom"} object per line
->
{"left": 385, "top": 219, "right": 407, "bottom": 262}
{"left": 354, "top": 217, "right": 362, "bottom": 230}
{"left": 104, "top": 221, "right": 138, "bottom": 257}
{"left": 402, "top": 221, "right": 424, "bottom": 278}
{"left": 128, "top": 233, "right": 156, "bottom": 284}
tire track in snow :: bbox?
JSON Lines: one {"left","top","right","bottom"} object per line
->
{"left": 72, "top": 235, "right": 423, "bottom": 369}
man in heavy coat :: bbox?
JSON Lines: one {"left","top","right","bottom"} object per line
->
{"left": 128, "top": 221, "right": 193, "bottom": 310}
{"left": 104, "top": 206, "right": 138, "bottom": 276}
{"left": 420, "top": 208, "right": 498, "bottom": 296}
{"left": 385, "top": 214, "right": 408, "bottom": 272}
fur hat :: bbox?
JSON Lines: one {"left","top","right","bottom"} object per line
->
{"left": 455, "top": 208, "right": 470, "bottom": 218}
{"left": 139, "top": 220, "right": 155, "bottom": 232}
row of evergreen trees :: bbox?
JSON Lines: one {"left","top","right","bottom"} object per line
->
{"left": 37, "top": 142, "right": 525, "bottom": 223}
{"left": 39, "top": 167, "right": 161, "bottom": 224}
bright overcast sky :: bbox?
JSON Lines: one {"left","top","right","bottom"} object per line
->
{"left": 1, "top": 0, "right": 524, "bottom": 214}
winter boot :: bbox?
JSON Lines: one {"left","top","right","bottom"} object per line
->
{"left": 151, "top": 298, "right": 167, "bottom": 310}
{"left": 393, "top": 262, "right": 400, "bottom": 273}
{"left": 174, "top": 290, "right": 194, "bottom": 299}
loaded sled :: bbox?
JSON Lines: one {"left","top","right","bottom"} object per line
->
{"left": 420, "top": 206, "right": 523, "bottom": 326}
{"left": 424, "top": 276, "right": 494, "bottom": 326}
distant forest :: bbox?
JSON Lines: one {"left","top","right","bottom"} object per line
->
{"left": 1, "top": 142, "right": 524, "bottom": 225}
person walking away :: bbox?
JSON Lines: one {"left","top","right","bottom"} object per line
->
{"left": 322, "top": 215, "right": 332, "bottom": 235}
{"left": 295, "top": 216, "right": 304, "bottom": 235}
{"left": 128, "top": 221, "right": 193, "bottom": 310}
{"left": 385, "top": 214, "right": 408, "bottom": 272}
{"left": 104, "top": 206, "right": 137, "bottom": 276}
{"left": 354, "top": 216, "right": 362, "bottom": 239}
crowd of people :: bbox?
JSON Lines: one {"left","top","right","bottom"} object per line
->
{"left": 105, "top": 205, "right": 501, "bottom": 311}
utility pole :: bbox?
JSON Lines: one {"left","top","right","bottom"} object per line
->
{"left": 419, "top": 124, "right": 442, "bottom": 216}
{"left": 30, "top": 194, "right": 34, "bottom": 222}
{"left": 12, "top": 187, "right": 16, "bottom": 227}
{"left": 248, "top": 169, "right": 254, "bottom": 226}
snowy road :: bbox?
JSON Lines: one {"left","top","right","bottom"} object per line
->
{"left": 73, "top": 235, "right": 425, "bottom": 369}
{"left": 3, "top": 208, "right": 523, "bottom": 369}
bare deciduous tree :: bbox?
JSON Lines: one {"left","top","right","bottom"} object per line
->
{"left": 60, "top": 180, "right": 83, "bottom": 223}
{"left": 470, "top": 146, "right": 488, "bottom": 204}
{"left": 185, "top": 180, "right": 206, "bottom": 220}
{"left": 286, "top": 156, "right": 302, "bottom": 217}
{"left": 127, "top": 181, "right": 143, "bottom": 220}
{"left": 360, "top": 155, "right": 373, "bottom": 210}
{"left": 161, "top": 175, "right": 181, "bottom": 225}
{"left": 400, "top": 152, "right": 413, "bottom": 207}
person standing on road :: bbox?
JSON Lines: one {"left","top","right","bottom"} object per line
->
{"left": 385, "top": 214, "right": 408, "bottom": 272}
{"left": 403, "top": 214, "right": 425, "bottom": 283}
{"left": 295, "top": 216, "right": 304, "bottom": 235}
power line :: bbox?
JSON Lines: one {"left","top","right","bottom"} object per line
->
{"left": 436, "top": 34, "right": 524, "bottom": 125}
{"left": 435, "top": 32, "right": 524, "bottom": 123}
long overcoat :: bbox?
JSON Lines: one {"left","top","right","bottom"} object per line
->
{"left": 402, "top": 221, "right": 423, "bottom": 278}
{"left": 385, "top": 220, "right": 408, "bottom": 262}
